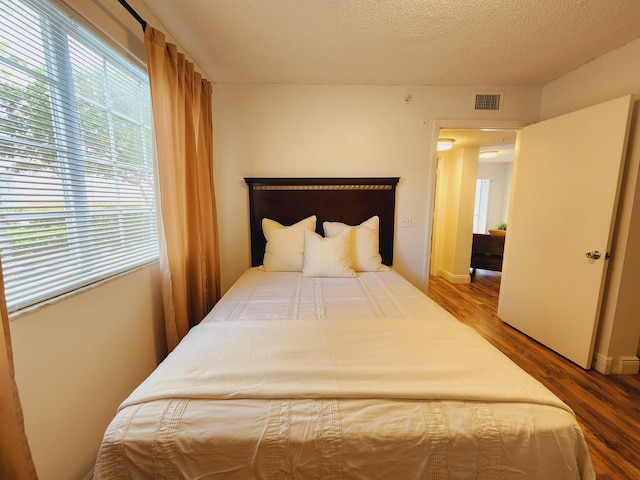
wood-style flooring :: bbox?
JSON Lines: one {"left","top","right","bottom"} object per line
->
{"left": 427, "top": 270, "right": 640, "bottom": 480}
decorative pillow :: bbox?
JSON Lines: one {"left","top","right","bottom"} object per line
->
{"left": 323, "top": 216, "right": 388, "bottom": 272}
{"left": 262, "top": 215, "right": 316, "bottom": 271}
{"left": 301, "top": 228, "right": 356, "bottom": 278}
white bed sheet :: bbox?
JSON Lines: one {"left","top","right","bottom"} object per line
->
{"left": 94, "top": 268, "right": 595, "bottom": 480}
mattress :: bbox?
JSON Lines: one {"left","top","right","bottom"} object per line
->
{"left": 93, "top": 268, "right": 595, "bottom": 479}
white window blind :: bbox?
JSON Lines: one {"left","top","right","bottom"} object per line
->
{"left": 0, "top": 0, "right": 158, "bottom": 312}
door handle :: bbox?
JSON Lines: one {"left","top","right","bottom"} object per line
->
{"left": 585, "top": 250, "right": 601, "bottom": 260}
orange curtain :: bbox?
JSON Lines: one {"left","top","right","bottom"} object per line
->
{"left": 144, "top": 27, "right": 221, "bottom": 351}
{"left": 0, "top": 260, "right": 38, "bottom": 479}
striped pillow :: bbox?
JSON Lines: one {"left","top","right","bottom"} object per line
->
{"left": 323, "top": 216, "right": 388, "bottom": 272}
{"left": 301, "top": 228, "right": 356, "bottom": 278}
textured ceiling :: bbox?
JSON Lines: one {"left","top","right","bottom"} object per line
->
{"left": 140, "top": 0, "right": 640, "bottom": 86}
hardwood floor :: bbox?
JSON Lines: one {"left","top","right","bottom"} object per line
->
{"left": 427, "top": 270, "right": 640, "bottom": 480}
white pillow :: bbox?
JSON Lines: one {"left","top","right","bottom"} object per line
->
{"left": 323, "top": 216, "right": 388, "bottom": 272}
{"left": 301, "top": 228, "right": 356, "bottom": 278}
{"left": 262, "top": 215, "right": 316, "bottom": 271}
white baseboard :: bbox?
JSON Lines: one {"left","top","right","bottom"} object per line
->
{"left": 613, "top": 356, "right": 640, "bottom": 374}
{"left": 593, "top": 353, "right": 613, "bottom": 375}
{"left": 437, "top": 269, "right": 471, "bottom": 284}
{"left": 593, "top": 353, "right": 639, "bottom": 374}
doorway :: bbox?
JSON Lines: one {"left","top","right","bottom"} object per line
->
{"left": 429, "top": 127, "right": 518, "bottom": 287}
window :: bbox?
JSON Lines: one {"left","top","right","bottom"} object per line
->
{"left": 473, "top": 178, "right": 490, "bottom": 234}
{"left": 0, "top": 0, "right": 158, "bottom": 312}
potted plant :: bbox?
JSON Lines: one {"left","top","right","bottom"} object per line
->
{"left": 489, "top": 221, "right": 507, "bottom": 236}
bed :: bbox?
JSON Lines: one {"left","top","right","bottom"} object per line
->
{"left": 93, "top": 177, "right": 594, "bottom": 479}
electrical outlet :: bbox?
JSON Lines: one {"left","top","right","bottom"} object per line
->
{"left": 400, "top": 216, "right": 412, "bottom": 228}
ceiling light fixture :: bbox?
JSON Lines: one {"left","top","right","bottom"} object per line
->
{"left": 479, "top": 150, "right": 498, "bottom": 159}
{"left": 437, "top": 138, "right": 454, "bottom": 151}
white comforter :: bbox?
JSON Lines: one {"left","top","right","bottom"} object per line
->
{"left": 120, "top": 318, "right": 570, "bottom": 411}
{"left": 94, "top": 269, "right": 595, "bottom": 480}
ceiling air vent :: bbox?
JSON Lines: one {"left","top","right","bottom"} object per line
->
{"left": 474, "top": 92, "right": 503, "bottom": 111}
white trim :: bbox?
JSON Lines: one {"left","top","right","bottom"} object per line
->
{"left": 593, "top": 353, "right": 639, "bottom": 374}
{"left": 593, "top": 353, "right": 613, "bottom": 375}
{"left": 8, "top": 261, "right": 159, "bottom": 321}
{"left": 613, "top": 356, "right": 640, "bottom": 375}
{"left": 437, "top": 269, "right": 471, "bottom": 285}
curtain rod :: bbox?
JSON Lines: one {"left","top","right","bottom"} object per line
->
{"left": 117, "top": 0, "right": 147, "bottom": 32}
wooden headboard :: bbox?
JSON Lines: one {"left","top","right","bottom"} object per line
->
{"left": 245, "top": 177, "right": 400, "bottom": 267}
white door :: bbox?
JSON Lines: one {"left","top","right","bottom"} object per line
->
{"left": 497, "top": 96, "right": 634, "bottom": 368}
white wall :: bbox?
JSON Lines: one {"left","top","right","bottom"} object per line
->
{"left": 541, "top": 38, "right": 640, "bottom": 120}
{"left": 213, "top": 84, "right": 541, "bottom": 293}
{"left": 431, "top": 147, "right": 479, "bottom": 283}
{"left": 11, "top": 264, "right": 165, "bottom": 480}
{"left": 9, "top": 1, "right": 171, "bottom": 479}
{"left": 593, "top": 101, "right": 640, "bottom": 374}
